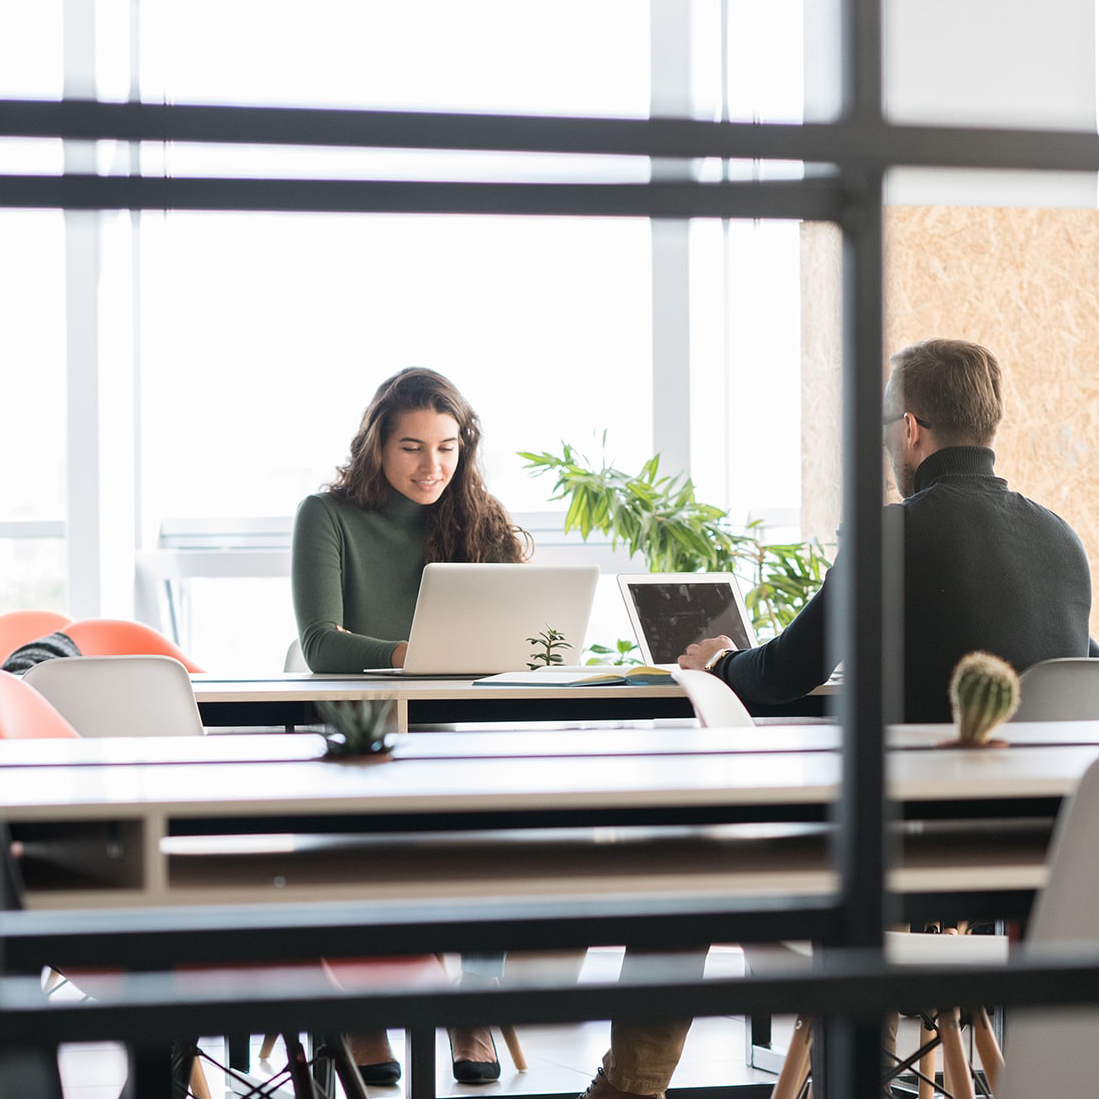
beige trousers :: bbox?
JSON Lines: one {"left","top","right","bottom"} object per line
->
{"left": 599, "top": 948, "right": 900, "bottom": 1095}
{"left": 600, "top": 948, "right": 709, "bottom": 1095}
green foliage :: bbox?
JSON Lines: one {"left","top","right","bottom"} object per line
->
{"left": 584, "top": 639, "right": 642, "bottom": 666}
{"left": 526, "top": 625, "right": 572, "bottom": 669}
{"left": 316, "top": 697, "right": 395, "bottom": 757}
{"left": 520, "top": 442, "right": 833, "bottom": 640}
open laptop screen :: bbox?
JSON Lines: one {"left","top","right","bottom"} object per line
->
{"left": 617, "top": 573, "right": 757, "bottom": 665}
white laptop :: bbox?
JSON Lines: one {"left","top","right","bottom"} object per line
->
{"left": 617, "top": 572, "right": 758, "bottom": 666}
{"left": 363, "top": 562, "right": 600, "bottom": 677}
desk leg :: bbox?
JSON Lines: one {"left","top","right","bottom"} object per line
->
{"left": 407, "top": 1025, "right": 437, "bottom": 1099}
{"left": 125, "top": 1040, "right": 175, "bottom": 1099}
{"left": 396, "top": 698, "right": 409, "bottom": 735}
{"left": 228, "top": 1033, "right": 250, "bottom": 1072}
{"left": 0, "top": 1047, "right": 64, "bottom": 1099}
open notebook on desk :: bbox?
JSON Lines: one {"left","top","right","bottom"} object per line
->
{"left": 475, "top": 665, "right": 675, "bottom": 687}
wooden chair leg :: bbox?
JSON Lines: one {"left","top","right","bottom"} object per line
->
{"left": 938, "top": 1008, "right": 975, "bottom": 1099}
{"left": 283, "top": 1033, "right": 319, "bottom": 1099}
{"left": 259, "top": 1033, "right": 279, "bottom": 1060}
{"left": 918, "top": 1017, "right": 936, "bottom": 1099}
{"left": 499, "top": 1024, "right": 527, "bottom": 1071}
{"left": 189, "top": 1058, "right": 214, "bottom": 1099}
{"left": 772, "top": 1015, "right": 813, "bottom": 1099}
{"left": 969, "top": 1006, "right": 1003, "bottom": 1093}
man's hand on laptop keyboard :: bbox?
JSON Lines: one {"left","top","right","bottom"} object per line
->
{"left": 678, "top": 635, "right": 738, "bottom": 672}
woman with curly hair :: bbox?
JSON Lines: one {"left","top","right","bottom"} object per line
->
{"left": 291, "top": 366, "right": 528, "bottom": 1085}
{"left": 293, "top": 366, "right": 528, "bottom": 674}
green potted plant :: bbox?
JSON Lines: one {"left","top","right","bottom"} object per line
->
{"left": 520, "top": 442, "right": 832, "bottom": 641}
{"left": 315, "top": 697, "right": 397, "bottom": 758}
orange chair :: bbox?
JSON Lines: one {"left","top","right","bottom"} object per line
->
{"left": 0, "top": 669, "right": 80, "bottom": 740}
{"left": 63, "top": 618, "right": 205, "bottom": 673}
{"left": 0, "top": 610, "right": 73, "bottom": 665}
{"left": 0, "top": 670, "right": 216, "bottom": 1097}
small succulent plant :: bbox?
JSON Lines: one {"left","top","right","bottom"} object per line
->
{"left": 315, "top": 697, "right": 396, "bottom": 758}
{"left": 945, "top": 651, "right": 1020, "bottom": 748}
{"left": 526, "top": 625, "right": 571, "bottom": 670}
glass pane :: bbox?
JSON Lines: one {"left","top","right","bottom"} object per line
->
{"left": 138, "top": 212, "right": 653, "bottom": 523}
{"left": 689, "top": 218, "right": 804, "bottom": 532}
{"left": 0, "top": 210, "right": 66, "bottom": 521}
{"left": 140, "top": 0, "right": 649, "bottom": 117}
{"left": 0, "top": 0, "right": 62, "bottom": 98}
{"left": 884, "top": 0, "right": 1097, "bottom": 131}
{"left": 0, "top": 538, "right": 66, "bottom": 611}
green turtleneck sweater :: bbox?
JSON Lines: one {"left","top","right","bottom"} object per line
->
{"left": 291, "top": 491, "right": 431, "bottom": 672}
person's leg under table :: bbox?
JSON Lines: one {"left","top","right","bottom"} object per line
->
{"left": 584, "top": 947, "right": 710, "bottom": 1099}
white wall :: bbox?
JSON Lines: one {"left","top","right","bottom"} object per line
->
{"left": 884, "top": 0, "right": 1098, "bottom": 207}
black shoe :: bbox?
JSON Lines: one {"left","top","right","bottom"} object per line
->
{"left": 347, "top": 1029, "right": 402, "bottom": 1086}
{"left": 357, "top": 1059, "right": 401, "bottom": 1086}
{"left": 449, "top": 1026, "right": 501, "bottom": 1083}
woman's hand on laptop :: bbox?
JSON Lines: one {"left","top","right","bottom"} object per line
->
{"left": 678, "top": 635, "right": 737, "bottom": 671}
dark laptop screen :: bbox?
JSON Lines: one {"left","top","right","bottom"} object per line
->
{"left": 626, "top": 581, "right": 754, "bottom": 664}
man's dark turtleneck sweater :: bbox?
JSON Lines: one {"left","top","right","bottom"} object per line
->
{"left": 715, "top": 446, "right": 1092, "bottom": 722}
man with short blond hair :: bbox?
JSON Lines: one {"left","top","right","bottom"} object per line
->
{"left": 579, "top": 338, "right": 1093, "bottom": 1099}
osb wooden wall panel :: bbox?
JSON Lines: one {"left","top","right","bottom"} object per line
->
{"left": 801, "top": 206, "right": 1099, "bottom": 634}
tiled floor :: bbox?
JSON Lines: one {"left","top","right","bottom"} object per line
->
{"left": 53, "top": 947, "right": 783, "bottom": 1098}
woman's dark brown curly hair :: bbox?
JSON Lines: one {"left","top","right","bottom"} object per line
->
{"left": 328, "top": 367, "right": 529, "bottom": 563}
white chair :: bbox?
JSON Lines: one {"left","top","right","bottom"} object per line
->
{"left": 670, "top": 667, "right": 756, "bottom": 727}
{"left": 1011, "top": 657, "right": 1099, "bottom": 721}
{"left": 284, "top": 638, "right": 308, "bottom": 672}
{"left": 997, "top": 754, "right": 1099, "bottom": 1097}
{"left": 668, "top": 663, "right": 756, "bottom": 725}
{"left": 23, "top": 654, "right": 204, "bottom": 738}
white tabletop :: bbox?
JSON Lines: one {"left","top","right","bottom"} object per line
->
{"left": 5, "top": 728, "right": 1098, "bottom": 818}
{"left": 5, "top": 726, "right": 1092, "bottom": 910}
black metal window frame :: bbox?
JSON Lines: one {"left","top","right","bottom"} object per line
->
{"left": 4, "top": 0, "right": 1099, "bottom": 1090}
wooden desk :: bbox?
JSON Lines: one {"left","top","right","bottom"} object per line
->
{"left": 191, "top": 673, "right": 695, "bottom": 731}
{"left": 4, "top": 726, "right": 1096, "bottom": 919}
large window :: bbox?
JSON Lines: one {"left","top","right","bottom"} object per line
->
{"left": 3, "top": 0, "right": 809, "bottom": 670}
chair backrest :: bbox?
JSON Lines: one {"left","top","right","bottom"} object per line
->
{"left": 284, "top": 638, "right": 308, "bottom": 672}
{"left": 1011, "top": 657, "right": 1099, "bottom": 722}
{"left": 23, "top": 655, "right": 205, "bottom": 738}
{"left": 0, "top": 669, "right": 81, "bottom": 740}
{"left": 0, "top": 609, "right": 72, "bottom": 664}
{"left": 998, "top": 754, "right": 1099, "bottom": 1098}
{"left": 670, "top": 667, "right": 755, "bottom": 728}
{"left": 63, "top": 618, "right": 206, "bottom": 673}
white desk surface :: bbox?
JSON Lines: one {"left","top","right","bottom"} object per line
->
{"left": 4, "top": 727, "right": 1097, "bottom": 816}
{"left": 4, "top": 726, "right": 1090, "bottom": 910}
{"left": 190, "top": 672, "right": 683, "bottom": 702}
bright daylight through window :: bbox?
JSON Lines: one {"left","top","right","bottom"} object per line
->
{"left": 2, "top": 1, "right": 805, "bottom": 671}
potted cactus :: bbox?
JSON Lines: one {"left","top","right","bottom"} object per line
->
{"left": 938, "top": 651, "right": 1020, "bottom": 748}
{"left": 315, "top": 697, "right": 397, "bottom": 759}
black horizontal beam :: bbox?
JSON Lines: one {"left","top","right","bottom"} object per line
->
{"left": 4, "top": 949, "right": 1099, "bottom": 1047}
{"left": 3, "top": 99, "right": 1099, "bottom": 173}
{"left": 0, "top": 893, "right": 844, "bottom": 971}
{"left": 0, "top": 174, "right": 845, "bottom": 219}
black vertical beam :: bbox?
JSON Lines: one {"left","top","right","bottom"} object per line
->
{"left": 826, "top": 0, "right": 888, "bottom": 1094}
{"left": 836, "top": 163, "right": 886, "bottom": 953}
{"left": 408, "top": 1024, "right": 437, "bottom": 1099}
